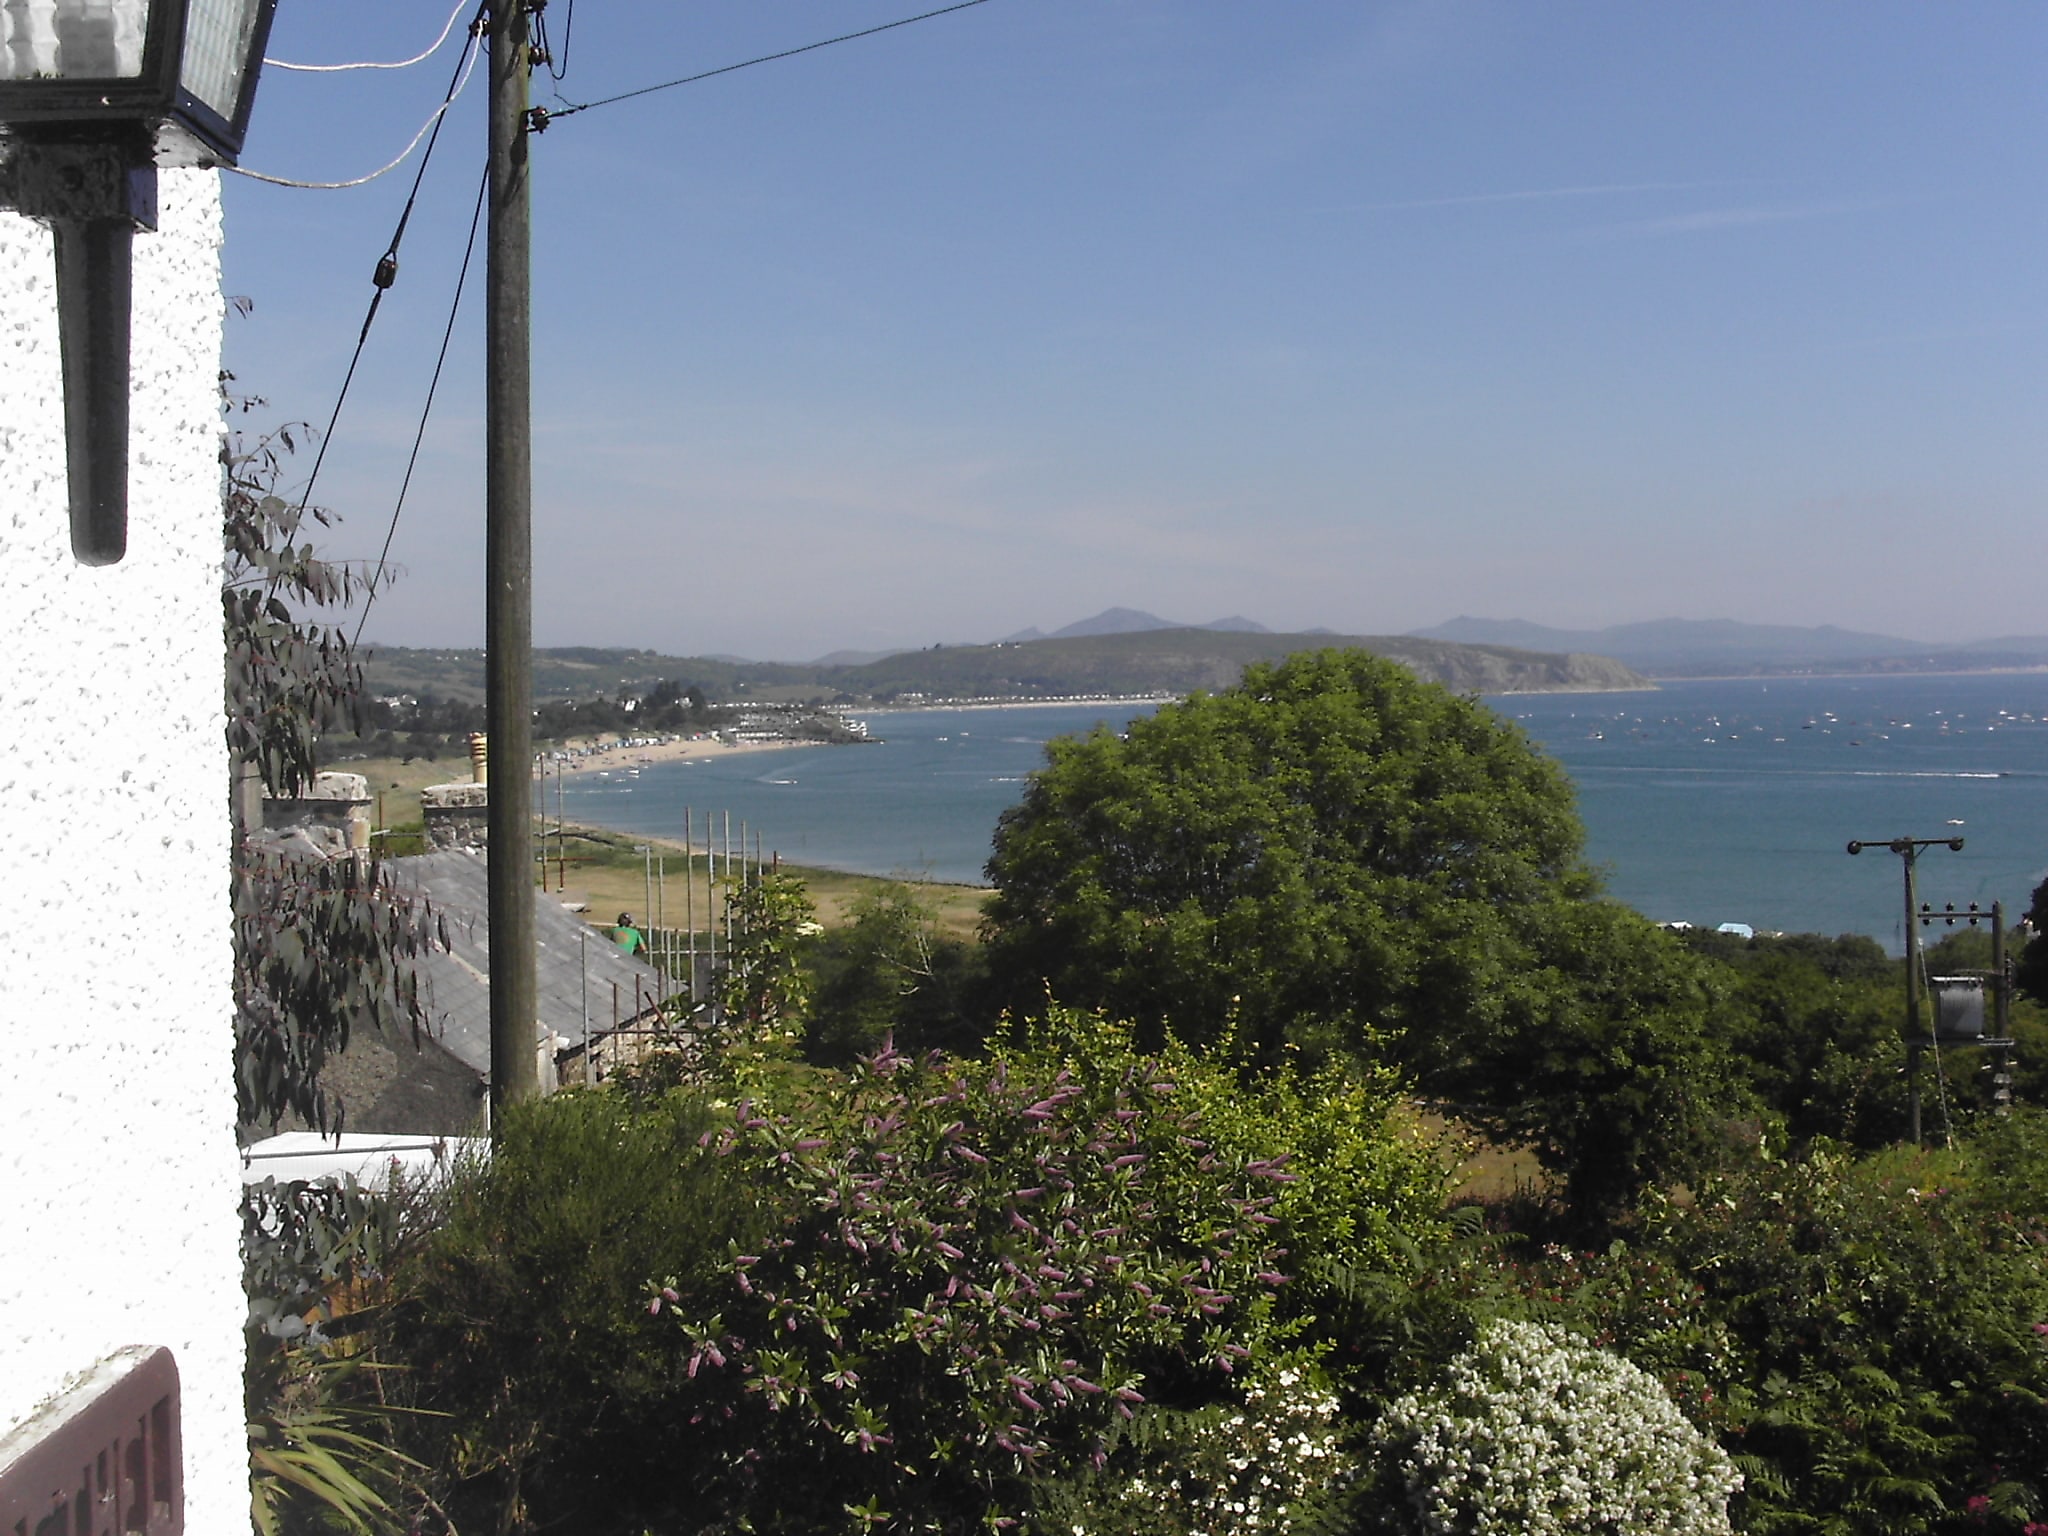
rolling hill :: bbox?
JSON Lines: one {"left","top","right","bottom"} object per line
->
{"left": 1410, "top": 617, "right": 2048, "bottom": 676}
{"left": 362, "top": 630, "right": 1649, "bottom": 707}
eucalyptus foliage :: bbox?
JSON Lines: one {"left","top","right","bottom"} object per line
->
{"left": 225, "top": 429, "right": 441, "bottom": 1134}
{"left": 224, "top": 423, "right": 363, "bottom": 797}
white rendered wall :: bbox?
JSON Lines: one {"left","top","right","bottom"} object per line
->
{"left": 0, "top": 172, "right": 246, "bottom": 1533}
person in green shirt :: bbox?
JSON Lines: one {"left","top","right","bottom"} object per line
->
{"left": 612, "top": 912, "right": 644, "bottom": 956}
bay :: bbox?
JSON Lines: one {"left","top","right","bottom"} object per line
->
{"left": 558, "top": 674, "right": 2048, "bottom": 950}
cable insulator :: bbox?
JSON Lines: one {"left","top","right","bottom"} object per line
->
{"left": 526, "top": 106, "right": 551, "bottom": 134}
{"left": 373, "top": 253, "right": 399, "bottom": 289}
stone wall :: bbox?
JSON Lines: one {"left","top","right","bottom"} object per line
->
{"left": 0, "top": 171, "right": 248, "bottom": 1532}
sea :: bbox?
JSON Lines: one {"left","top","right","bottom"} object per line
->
{"left": 556, "top": 673, "right": 2048, "bottom": 953}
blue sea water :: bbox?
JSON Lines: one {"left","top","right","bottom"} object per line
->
{"left": 557, "top": 674, "right": 2048, "bottom": 950}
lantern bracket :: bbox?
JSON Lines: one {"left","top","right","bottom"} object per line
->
{"left": 1, "top": 131, "right": 159, "bottom": 564}
{"left": 1, "top": 133, "right": 158, "bottom": 229}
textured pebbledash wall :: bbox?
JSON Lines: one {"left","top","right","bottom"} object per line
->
{"left": 0, "top": 171, "right": 247, "bottom": 1532}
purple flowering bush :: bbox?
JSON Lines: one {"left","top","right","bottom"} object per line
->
{"left": 376, "top": 1011, "right": 1451, "bottom": 1535}
{"left": 650, "top": 1014, "right": 1301, "bottom": 1532}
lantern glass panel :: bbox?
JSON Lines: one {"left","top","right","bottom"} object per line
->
{"left": 0, "top": 0, "right": 149, "bottom": 82}
{"left": 179, "top": 0, "right": 262, "bottom": 119}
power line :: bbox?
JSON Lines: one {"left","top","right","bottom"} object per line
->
{"left": 533, "top": 0, "right": 576, "bottom": 82}
{"left": 352, "top": 162, "right": 491, "bottom": 648}
{"left": 227, "top": 19, "right": 485, "bottom": 189}
{"left": 260, "top": 10, "right": 489, "bottom": 590}
{"left": 546, "top": 0, "right": 994, "bottom": 122}
{"left": 265, "top": 0, "right": 475, "bottom": 72}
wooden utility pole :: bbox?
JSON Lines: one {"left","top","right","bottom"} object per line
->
{"left": 487, "top": 0, "right": 539, "bottom": 1118}
{"left": 1848, "top": 835, "right": 1965, "bottom": 1145}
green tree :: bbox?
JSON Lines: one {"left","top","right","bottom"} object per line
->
{"left": 2011, "top": 875, "right": 2048, "bottom": 1012}
{"left": 804, "top": 880, "right": 989, "bottom": 1063}
{"left": 713, "top": 869, "right": 818, "bottom": 1049}
{"left": 1682, "top": 932, "right": 1908, "bottom": 1145}
{"left": 981, "top": 650, "right": 1750, "bottom": 1218}
{"left": 1444, "top": 900, "right": 1734, "bottom": 1221}
{"left": 982, "top": 649, "right": 1597, "bottom": 1070}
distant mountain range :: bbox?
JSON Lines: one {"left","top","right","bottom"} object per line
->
{"left": 1407, "top": 617, "right": 2048, "bottom": 677}
{"left": 816, "top": 610, "right": 1306, "bottom": 668}
{"left": 362, "top": 628, "right": 1647, "bottom": 709}
{"left": 358, "top": 613, "right": 2045, "bottom": 712}
{"left": 1000, "top": 608, "right": 1275, "bottom": 643}
{"left": 979, "top": 609, "right": 2048, "bottom": 678}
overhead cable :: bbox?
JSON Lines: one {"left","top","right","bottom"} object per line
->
{"left": 533, "top": 0, "right": 575, "bottom": 82}
{"left": 548, "top": 0, "right": 993, "bottom": 121}
{"left": 259, "top": 9, "right": 489, "bottom": 590}
{"left": 265, "top": 0, "right": 474, "bottom": 72}
{"left": 227, "top": 19, "right": 484, "bottom": 189}
{"left": 351, "top": 162, "right": 490, "bottom": 648}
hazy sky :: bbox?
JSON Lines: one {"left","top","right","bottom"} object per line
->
{"left": 220, "top": 2, "right": 2048, "bottom": 661}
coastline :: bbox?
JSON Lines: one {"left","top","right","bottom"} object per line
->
{"left": 865, "top": 695, "right": 1173, "bottom": 715}
{"left": 547, "top": 733, "right": 812, "bottom": 776}
{"left": 1632, "top": 665, "right": 2048, "bottom": 684}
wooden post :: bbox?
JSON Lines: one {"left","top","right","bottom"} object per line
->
{"left": 487, "top": 0, "right": 539, "bottom": 1119}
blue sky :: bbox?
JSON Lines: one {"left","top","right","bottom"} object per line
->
{"left": 221, "top": 2, "right": 2048, "bottom": 661}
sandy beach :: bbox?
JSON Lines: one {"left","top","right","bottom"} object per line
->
{"left": 545, "top": 733, "right": 809, "bottom": 776}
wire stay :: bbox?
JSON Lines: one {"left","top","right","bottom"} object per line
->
{"left": 549, "top": 0, "right": 993, "bottom": 121}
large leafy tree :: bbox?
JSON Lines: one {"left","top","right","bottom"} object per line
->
{"left": 981, "top": 648, "right": 1741, "bottom": 1218}
{"left": 981, "top": 648, "right": 1597, "bottom": 1068}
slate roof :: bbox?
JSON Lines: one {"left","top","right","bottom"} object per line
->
{"left": 385, "top": 849, "right": 669, "bottom": 1076}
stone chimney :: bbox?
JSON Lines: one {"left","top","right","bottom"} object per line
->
{"left": 420, "top": 781, "right": 488, "bottom": 851}
{"left": 261, "top": 771, "right": 373, "bottom": 854}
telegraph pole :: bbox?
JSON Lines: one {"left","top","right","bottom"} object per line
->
{"left": 487, "top": 0, "right": 539, "bottom": 1118}
{"left": 1847, "top": 835, "right": 1964, "bottom": 1144}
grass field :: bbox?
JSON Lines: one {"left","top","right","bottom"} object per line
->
{"left": 1397, "top": 1104, "right": 1553, "bottom": 1204}
{"left": 538, "top": 821, "right": 990, "bottom": 940}
{"left": 335, "top": 754, "right": 991, "bottom": 939}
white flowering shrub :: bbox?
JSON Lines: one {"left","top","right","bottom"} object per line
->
{"left": 1370, "top": 1320, "right": 1740, "bottom": 1536}
{"left": 1037, "top": 1365, "right": 1355, "bottom": 1536}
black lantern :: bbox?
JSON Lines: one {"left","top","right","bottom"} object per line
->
{"left": 0, "top": 0, "right": 278, "bottom": 564}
